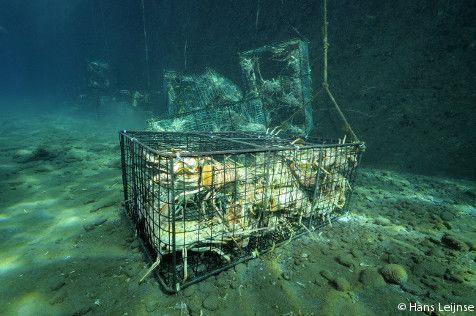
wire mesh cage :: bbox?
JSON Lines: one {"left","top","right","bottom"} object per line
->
{"left": 146, "top": 98, "right": 267, "bottom": 133}
{"left": 120, "top": 130, "right": 364, "bottom": 292}
{"left": 164, "top": 69, "right": 243, "bottom": 116}
{"left": 239, "top": 39, "right": 313, "bottom": 136}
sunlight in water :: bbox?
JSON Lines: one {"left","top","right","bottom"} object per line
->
{"left": 14, "top": 292, "right": 52, "bottom": 316}
{"left": 0, "top": 213, "right": 9, "bottom": 222}
{"left": 0, "top": 255, "right": 20, "bottom": 274}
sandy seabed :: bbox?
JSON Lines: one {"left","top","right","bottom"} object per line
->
{"left": 0, "top": 107, "right": 474, "bottom": 315}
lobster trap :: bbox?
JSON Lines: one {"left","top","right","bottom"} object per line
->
{"left": 239, "top": 39, "right": 313, "bottom": 136}
{"left": 146, "top": 97, "right": 267, "bottom": 133}
{"left": 120, "top": 130, "right": 364, "bottom": 292}
{"left": 164, "top": 69, "right": 243, "bottom": 116}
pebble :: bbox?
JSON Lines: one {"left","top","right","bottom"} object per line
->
{"left": 214, "top": 277, "right": 230, "bottom": 290}
{"left": 413, "top": 261, "right": 447, "bottom": 278}
{"left": 448, "top": 273, "right": 465, "bottom": 283}
{"left": 282, "top": 272, "right": 291, "bottom": 281}
{"left": 183, "top": 285, "right": 196, "bottom": 297}
{"left": 320, "top": 269, "right": 333, "bottom": 281}
{"left": 333, "top": 277, "right": 351, "bottom": 292}
{"left": 441, "top": 234, "right": 469, "bottom": 252}
{"left": 145, "top": 298, "right": 158, "bottom": 312}
{"left": 48, "top": 293, "right": 66, "bottom": 305}
{"left": 203, "top": 295, "right": 219, "bottom": 311}
{"left": 439, "top": 210, "right": 455, "bottom": 221}
{"left": 380, "top": 264, "right": 408, "bottom": 285}
{"left": 234, "top": 263, "right": 246, "bottom": 274}
{"left": 83, "top": 218, "right": 108, "bottom": 232}
{"left": 374, "top": 216, "right": 391, "bottom": 226}
{"left": 401, "top": 282, "right": 426, "bottom": 296}
{"left": 187, "top": 296, "right": 202, "bottom": 314}
{"left": 336, "top": 254, "right": 354, "bottom": 268}
{"left": 130, "top": 240, "right": 140, "bottom": 249}
{"left": 74, "top": 306, "right": 92, "bottom": 315}
{"left": 350, "top": 249, "right": 361, "bottom": 258}
{"left": 198, "top": 281, "right": 216, "bottom": 295}
{"left": 50, "top": 280, "right": 66, "bottom": 291}
{"left": 359, "top": 268, "right": 386, "bottom": 288}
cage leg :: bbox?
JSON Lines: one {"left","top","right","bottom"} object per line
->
{"left": 210, "top": 247, "right": 231, "bottom": 262}
{"left": 182, "top": 247, "right": 188, "bottom": 282}
{"left": 139, "top": 255, "right": 161, "bottom": 284}
{"left": 190, "top": 246, "right": 231, "bottom": 262}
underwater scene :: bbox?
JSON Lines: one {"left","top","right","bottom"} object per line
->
{"left": 0, "top": 1, "right": 475, "bottom": 315}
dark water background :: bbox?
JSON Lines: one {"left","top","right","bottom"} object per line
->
{"left": 0, "top": 0, "right": 475, "bottom": 179}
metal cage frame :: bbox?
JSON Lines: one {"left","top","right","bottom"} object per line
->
{"left": 120, "top": 130, "right": 364, "bottom": 292}
{"left": 147, "top": 97, "right": 267, "bottom": 133}
{"left": 239, "top": 39, "right": 314, "bottom": 136}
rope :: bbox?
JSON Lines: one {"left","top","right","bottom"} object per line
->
{"left": 141, "top": 0, "right": 151, "bottom": 90}
{"left": 320, "top": 0, "right": 360, "bottom": 142}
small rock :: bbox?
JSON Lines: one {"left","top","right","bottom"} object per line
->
{"left": 187, "top": 296, "right": 202, "bottom": 314}
{"left": 380, "top": 264, "right": 408, "bottom": 285}
{"left": 74, "top": 306, "right": 92, "bottom": 315}
{"left": 203, "top": 295, "right": 219, "bottom": 311}
{"left": 50, "top": 281, "right": 66, "bottom": 291}
{"left": 350, "top": 249, "right": 361, "bottom": 258}
{"left": 464, "top": 189, "right": 476, "bottom": 199}
{"left": 313, "top": 276, "right": 326, "bottom": 286}
{"left": 469, "top": 241, "right": 476, "bottom": 252}
{"left": 420, "top": 277, "right": 441, "bottom": 291}
{"left": 83, "top": 218, "right": 107, "bottom": 232}
{"left": 183, "top": 285, "right": 196, "bottom": 297}
{"left": 130, "top": 240, "right": 140, "bottom": 249}
{"left": 93, "top": 218, "right": 107, "bottom": 226}
{"left": 439, "top": 210, "right": 455, "bottom": 222}
{"left": 174, "top": 302, "right": 189, "bottom": 314}
{"left": 234, "top": 263, "right": 246, "bottom": 274}
{"left": 333, "top": 277, "right": 351, "bottom": 292}
{"left": 385, "top": 253, "right": 400, "bottom": 264}
{"left": 401, "top": 282, "right": 426, "bottom": 296}
{"left": 448, "top": 273, "right": 465, "bottom": 283}
{"left": 441, "top": 234, "right": 469, "bottom": 252}
{"left": 198, "top": 281, "right": 216, "bottom": 295}
{"left": 443, "top": 221, "right": 452, "bottom": 230}
{"left": 413, "top": 261, "right": 447, "bottom": 278}
{"left": 359, "top": 268, "right": 386, "bottom": 288}
{"left": 428, "top": 236, "right": 440, "bottom": 244}
{"left": 214, "top": 277, "right": 230, "bottom": 289}
{"left": 282, "top": 272, "right": 291, "bottom": 281}
{"left": 374, "top": 216, "right": 391, "bottom": 226}
{"left": 49, "top": 293, "right": 66, "bottom": 305}
{"left": 145, "top": 298, "right": 158, "bottom": 312}
{"left": 336, "top": 254, "right": 354, "bottom": 268}
{"left": 83, "top": 224, "right": 95, "bottom": 232}
{"left": 320, "top": 269, "right": 333, "bottom": 281}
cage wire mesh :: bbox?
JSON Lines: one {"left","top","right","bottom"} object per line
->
{"left": 120, "top": 131, "right": 364, "bottom": 292}
{"left": 148, "top": 39, "right": 312, "bottom": 135}
{"left": 164, "top": 69, "right": 243, "bottom": 116}
{"left": 147, "top": 98, "right": 267, "bottom": 132}
{"left": 239, "top": 39, "right": 313, "bottom": 137}
{"left": 147, "top": 70, "right": 267, "bottom": 132}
